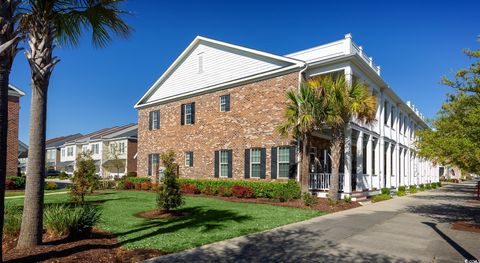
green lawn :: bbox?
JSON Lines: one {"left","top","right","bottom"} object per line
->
{"left": 5, "top": 191, "right": 323, "bottom": 253}
{"left": 5, "top": 189, "right": 67, "bottom": 197}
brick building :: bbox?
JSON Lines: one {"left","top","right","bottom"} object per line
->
{"left": 6, "top": 85, "right": 25, "bottom": 176}
{"left": 135, "top": 35, "right": 439, "bottom": 198}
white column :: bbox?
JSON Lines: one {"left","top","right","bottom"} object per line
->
{"left": 356, "top": 131, "right": 364, "bottom": 190}
{"left": 386, "top": 142, "right": 391, "bottom": 188}
{"left": 393, "top": 144, "right": 399, "bottom": 188}
{"left": 366, "top": 135, "right": 373, "bottom": 190}
{"left": 343, "top": 126, "right": 352, "bottom": 194}
{"left": 379, "top": 138, "right": 385, "bottom": 188}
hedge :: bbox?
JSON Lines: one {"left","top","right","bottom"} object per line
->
{"left": 124, "top": 177, "right": 151, "bottom": 184}
{"left": 6, "top": 176, "right": 25, "bottom": 190}
{"left": 178, "top": 178, "right": 300, "bottom": 199}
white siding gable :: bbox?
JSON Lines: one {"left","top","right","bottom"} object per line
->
{"left": 136, "top": 37, "right": 303, "bottom": 107}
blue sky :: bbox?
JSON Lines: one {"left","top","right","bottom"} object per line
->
{"left": 11, "top": 0, "right": 479, "bottom": 143}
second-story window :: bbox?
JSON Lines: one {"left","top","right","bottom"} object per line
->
{"left": 390, "top": 106, "right": 395, "bottom": 128}
{"left": 399, "top": 113, "right": 403, "bottom": 134}
{"left": 67, "top": 147, "right": 73, "bottom": 156}
{"left": 404, "top": 116, "right": 407, "bottom": 135}
{"left": 220, "top": 94, "right": 230, "bottom": 112}
{"left": 118, "top": 142, "right": 125, "bottom": 154}
{"left": 149, "top": 110, "right": 160, "bottom": 130}
{"left": 384, "top": 101, "right": 389, "bottom": 126}
{"left": 61, "top": 149, "right": 65, "bottom": 157}
{"left": 91, "top": 144, "right": 99, "bottom": 154}
{"left": 181, "top": 102, "right": 195, "bottom": 125}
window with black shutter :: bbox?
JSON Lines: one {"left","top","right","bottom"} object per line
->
{"left": 185, "top": 152, "right": 193, "bottom": 167}
{"left": 220, "top": 94, "right": 230, "bottom": 112}
{"left": 149, "top": 110, "right": 160, "bottom": 130}
{"left": 182, "top": 103, "right": 195, "bottom": 125}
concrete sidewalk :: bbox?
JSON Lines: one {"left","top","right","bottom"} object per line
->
{"left": 145, "top": 182, "right": 480, "bottom": 263}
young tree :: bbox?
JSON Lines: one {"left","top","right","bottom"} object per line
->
{"left": 156, "top": 150, "right": 183, "bottom": 213}
{"left": 70, "top": 152, "right": 97, "bottom": 204}
{"left": 18, "top": 0, "right": 131, "bottom": 248}
{"left": 417, "top": 48, "right": 480, "bottom": 173}
{"left": 309, "top": 75, "right": 376, "bottom": 203}
{"left": 0, "top": 1, "right": 21, "bottom": 259}
{"left": 277, "top": 82, "right": 325, "bottom": 192}
{"left": 102, "top": 142, "right": 125, "bottom": 178}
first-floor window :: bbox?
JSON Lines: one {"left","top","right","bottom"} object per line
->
{"left": 185, "top": 151, "right": 193, "bottom": 167}
{"left": 118, "top": 142, "right": 125, "bottom": 154}
{"left": 250, "top": 149, "right": 261, "bottom": 178}
{"left": 219, "top": 150, "right": 229, "bottom": 178}
{"left": 278, "top": 147, "right": 290, "bottom": 178}
{"left": 148, "top": 154, "right": 160, "bottom": 176}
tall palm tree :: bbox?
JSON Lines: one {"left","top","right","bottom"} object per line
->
{"left": 0, "top": 0, "right": 21, "bottom": 260}
{"left": 309, "top": 75, "right": 376, "bottom": 202}
{"left": 17, "top": 0, "right": 131, "bottom": 248}
{"left": 277, "top": 82, "right": 325, "bottom": 192}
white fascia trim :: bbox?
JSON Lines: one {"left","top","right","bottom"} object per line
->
{"left": 134, "top": 36, "right": 305, "bottom": 108}
{"left": 135, "top": 64, "right": 302, "bottom": 109}
{"left": 8, "top": 84, "right": 25, "bottom": 97}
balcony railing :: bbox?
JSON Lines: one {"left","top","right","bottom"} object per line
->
{"left": 309, "top": 173, "right": 344, "bottom": 191}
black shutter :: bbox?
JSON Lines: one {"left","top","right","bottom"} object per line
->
{"left": 149, "top": 112, "right": 153, "bottom": 130}
{"left": 156, "top": 111, "right": 160, "bottom": 129}
{"left": 271, "top": 147, "right": 277, "bottom": 179}
{"left": 147, "top": 154, "right": 152, "bottom": 176}
{"left": 214, "top": 151, "right": 219, "bottom": 178}
{"left": 181, "top": 104, "right": 185, "bottom": 125}
{"left": 289, "top": 146, "right": 297, "bottom": 179}
{"left": 260, "top": 148, "right": 266, "bottom": 179}
{"left": 190, "top": 152, "right": 193, "bottom": 167}
{"left": 191, "top": 102, "right": 196, "bottom": 124}
{"left": 225, "top": 95, "right": 230, "bottom": 112}
{"left": 227, "top": 150, "right": 233, "bottom": 178}
{"left": 244, "top": 149, "right": 250, "bottom": 179}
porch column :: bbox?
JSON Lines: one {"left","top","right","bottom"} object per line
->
{"left": 386, "top": 142, "right": 392, "bottom": 188}
{"left": 379, "top": 138, "right": 385, "bottom": 189}
{"left": 366, "top": 135, "right": 373, "bottom": 190}
{"left": 356, "top": 131, "right": 364, "bottom": 190}
{"left": 394, "top": 144, "right": 399, "bottom": 188}
{"left": 343, "top": 126, "right": 352, "bottom": 194}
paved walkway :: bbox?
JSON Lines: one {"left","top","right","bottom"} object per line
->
{"left": 145, "top": 181, "right": 480, "bottom": 263}
{"left": 5, "top": 191, "right": 68, "bottom": 199}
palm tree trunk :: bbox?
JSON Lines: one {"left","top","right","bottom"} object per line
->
{"left": 0, "top": 66, "right": 10, "bottom": 261}
{"left": 329, "top": 128, "right": 343, "bottom": 203}
{"left": 300, "top": 133, "right": 310, "bottom": 192}
{"left": 17, "top": 13, "right": 56, "bottom": 248}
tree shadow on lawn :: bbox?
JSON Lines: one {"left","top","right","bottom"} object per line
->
{"left": 116, "top": 206, "right": 253, "bottom": 246}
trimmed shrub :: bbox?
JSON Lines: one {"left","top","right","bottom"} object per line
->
{"left": 201, "top": 186, "right": 218, "bottom": 195}
{"left": 397, "top": 191, "right": 406, "bottom": 197}
{"left": 271, "top": 180, "right": 302, "bottom": 202}
{"left": 397, "top": 186, "right": 406, "bottom": 192}
{"left": 372, "top": 194, "right": 391, "bottom": 202}
{"left": 419, "top": 184, "right": 425, "bottom": 191}
{"left": 134, "top": 182, "right": 142, "bottom": 190}
{"left": 44, "top": 204, "right": 101, "bottom": 237}
{"left": 156, "top": 150, "right": 184, "bottom": 212}
{"left": 381, "top": 187, "right": 391, "bottom": 195}
{"left": 302, "top": 192, "right": 318, "bottom": 206}
{"left": 425, "top": 183, "right": 432, "bottom": 190}
{"left": 180, "top": 184, "right": 200, "bottom": 194}
{"left": 45, "top": 182, "right": 58, "bottom": 190}
{"left": 431, "top": 183, "right": 437, "bottom": 189}
{"left": 409, "top": 185, "right": 417, "bottom": 193}
{"left": 231, "top": 185, "right": 254, "bottom": 198}
{"left": 437, "top": 182, "right": 442, "bottom": 187}
{"left": 123, "top": 181, "right": 134, "bottom": 190}
{"left": 218, "top": 186, "right": 233, "bottom": 197}
{"left": 344, "top": 195, "right": 352, "bottom": 203}
{"left": 3, "top": 204, "right": 22, "bottom": 237}
{"left": 177, "top": 178, "right": 298, "bottom": 199}
{"left": 6, "top": 176, "right": 25, "bottom": 189}
{"left": 124, "top": 177, "right": 150, "bottom": 184}
{"left": 141, "top": 181, "right": 152, "bottom": 190}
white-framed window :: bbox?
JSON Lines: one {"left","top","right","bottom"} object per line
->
{"left": 91, "top": 144, "right": 99, "bottom": 154}
{"left": 250, "top": 149, "right": 261, "bottom": 178}
{"left": 278, "top": 147, "right": 290, "bottom": 178}
{"left": 82, "top": 145, "right": 89, "bottom": 153}
{"left": 185, "top": 104, "right": 193, "bottom": 124}
{"left": 220, "top": 94, "right": 230, "bottom": 112}
{"left": 219, "top": 150, "right": 229, "bottom": 178}
{"left": 148, "top": 153, "right": 160, "bottom": 176}
{"left": 149, "top": 110, "right": 160, "bottom": 130}
{"left": 118, "top": 142, "right": 125, "bottom": 154}
{"left": 390, "top": 106, "right": 395, "bottom": 128}
{"left": 61, "top": 148, "right": 65, "bottom": 157}
{"left": 185, "top": 151, "right": 193, "bottom": 167}
{"left": 67, "top": 147, "right": 74, "bottom": 157}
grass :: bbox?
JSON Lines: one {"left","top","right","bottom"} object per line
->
{"left": 5, "top": 188, "right": 67, "bottom": 197}
{"left": 5, "top": 191, "right": 323, "bottom": 253}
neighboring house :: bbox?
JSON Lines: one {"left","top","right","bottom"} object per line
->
{"left": 6, "top": 85, "right": 25, "bottom": 176}
{"left": 57, "top": 124, "right": 137, "bottom": 178}
{"left": 18, "top": 140, "right": 28, "bottom": 174}
{"left": 45, "top": 133, "right": 83, "bottom": 172}
{"left": 134, "top": 34, "right": 440, "bottom": 198}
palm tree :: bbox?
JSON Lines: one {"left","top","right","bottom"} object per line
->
{"left": 17, "top": 0, "right": 131, "bottom": 248}
{"left": 0, "top": 0, "right": 21, "bottom": 259}
{"left": 309, "top": 75, "right": 376, "bottom": 203}
{"left": 277, "top": 82, "right": 325, "bottom": 192}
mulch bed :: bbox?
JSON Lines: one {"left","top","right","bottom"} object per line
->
{"left": 3, "top": 229, "right": 165, "bottom": 263}
{"left": 451, "top": 221, "right": 480, "bottom": 234}
{"left": 185, "top": 194, "right": 361, "bottom": 213}
{"left": 135, "top": 210, "right": 191, "bottom": 219}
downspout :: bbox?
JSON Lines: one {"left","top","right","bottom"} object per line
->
{"left": 296, "top": 63, "right": 308, "bottom": 183}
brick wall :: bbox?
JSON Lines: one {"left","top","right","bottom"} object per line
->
{"left": 7, "top": 96, "right": 19, "bottom": 176}
{"left": 127, "top": 139, "right": 137, "bottom": 174}
{"left": 137, "top": 72, "right": 299, "bottom": 180}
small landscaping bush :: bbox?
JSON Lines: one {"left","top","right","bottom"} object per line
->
{"left": 409, "top": 185, "right": 417, "bottom": 193}
{"left": 218, "top": 186, "right": 233, "bottom": 197}
{"left": 425, "top": 183, "right": 432, "bottom": 190}
{"left": 123, "top": 181, "right": 134, "bottom": 190}
{"left": 156, "top": 150, "right": 184, "bottom": 212}
{"left": 396, "top": 191, "right": 406, "bottom": 197}
{"left": 372, "top": 194, "right": 391, "bottom": 202}
{"left": 45, "top": 182, "right": 58, "bottom": 190}
{"left": 6, "top": 176, "right": 26, "bottom": 189}
{"left": 124, "top": 177, "right": 150, "bottom": 184}
{"left": 436, "top": 182, "right": 442, "bottom": 187}
{"left": 135, "top": 182, "right": 142, "bottom": 190}
{"left": 431, "top": 183, "right": 437, "bottom": 189}
{"left": 70, "top": 152, "right": 99, "bottom": 203}
{"left": 141, "top": 181, "right": 152, "bottom": 190}
{"left": 3, "top": 204, "right": 22, "bottom": 237}
{"left": 397, "top": 186, "right": 406, "bottom": 192}
{"left": 180, "top": 183, "right": 200, "bottom": 194}
{"left": 201, "top": 186, "right": 218, "bottom": 195}
{"left": 381, "top": 187, "right": 391, "bottom": 195}
{"left": 302, "top": 192, "right": 318, "bottom": 206}
{"left": 419, "top": 184, "right": 425, "bottom": 191}
{"left": 44, "top": 204, "right": 102, "bottom": 237}
{"left": 232, "top": 185, "right": 255, "bottom": 198}
{"left": 326, "top": 196, "right": 336, "bottom": 206}
{"left": 344, "top": 195, "right": 352, "bottom": 203}
{"left": 272, "top": 180, "right": 301, "bottom": 202}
